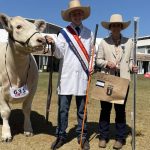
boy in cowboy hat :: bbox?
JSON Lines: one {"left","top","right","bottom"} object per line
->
{"left": 96, "top": 14, "right": 138, "bottom": 149}
{"left": 46, "top": 0, "right": 93, "bottom": 149}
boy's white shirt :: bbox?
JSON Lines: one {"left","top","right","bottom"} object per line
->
{"left": 54, "top": 23, "right": 94, "bottom": 95}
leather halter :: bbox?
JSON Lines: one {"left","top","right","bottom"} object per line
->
{"left": 9, "top": 31, "right": 40, "bottom": 47}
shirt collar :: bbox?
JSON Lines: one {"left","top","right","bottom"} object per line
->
{"left": 110, "top": 34, "right": 123, "bottom": 46}
{"left": 70, "top": 23, "right": 83, "bottom": 30}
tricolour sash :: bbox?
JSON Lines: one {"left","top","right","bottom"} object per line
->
{"left": 60, "top": 26, "right": 90, "bottom": 77}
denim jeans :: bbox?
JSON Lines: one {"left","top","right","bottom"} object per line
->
{"left": 99, "top": 87, "right": 129, "bottom": 141}
{"left": 56, "top": 95, "right": 87, "bottom": 141}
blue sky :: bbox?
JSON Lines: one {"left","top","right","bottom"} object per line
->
{"left": 0, "top": 0, "right": 150, "bottom": 38}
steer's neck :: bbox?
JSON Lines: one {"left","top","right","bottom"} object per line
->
{"left": 6, "top": 42, "right": 31, "bottom": 87}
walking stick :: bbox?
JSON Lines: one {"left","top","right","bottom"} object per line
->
{"left": 45, "top": 41, "right": 55, "bottom": 124}
{"left": 132, "top": 17, "right": 139, "bottom": 150}
{"left": 80, "top": 24, "right": 99, "bottom": 149}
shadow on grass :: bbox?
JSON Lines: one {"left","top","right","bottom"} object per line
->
{"left": 63, "top": 123, "right": 98, "bottom": 143}
{"left": 0, "top": 111, "right": 132, "bottom": 143}
{"left": 87, "top": 122, "right": 131, "bottom": 142}
{"left": 61, "top": 122, "right": 131, "bottom": 142}
{"left": 0, "top": 109, "right": 56, "bottom": 137}
{"left": 46, "top": 121, "right": 131, "bottom": 144}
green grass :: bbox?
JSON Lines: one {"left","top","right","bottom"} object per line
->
{"left": 37, "top": 72, "right": 150, "bottom": 150}
{"left": 0, "top": 72, "right": 149, "bottom": 150}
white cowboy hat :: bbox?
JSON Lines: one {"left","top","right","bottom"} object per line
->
{"left": 61, "top": 0, "right": 90, "bottom": 22}
{"left": 101, "top": 14, "right": 131, "bottom": 30}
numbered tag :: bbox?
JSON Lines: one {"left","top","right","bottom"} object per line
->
{"left": 9, "top": 85, "right": 29, "bottom": 98}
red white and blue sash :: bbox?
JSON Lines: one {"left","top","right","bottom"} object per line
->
{"left": 60, "top": 26, "right": 90, "bottom": 77}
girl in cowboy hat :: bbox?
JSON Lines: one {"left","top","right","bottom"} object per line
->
{"left": 96, "top": 14, "right": 138, "bottom": 149}
{"left": 46, "top": 0, "right": 94, "bottom": 149}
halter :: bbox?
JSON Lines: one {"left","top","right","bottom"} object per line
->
{"left": 9, "top": 31, "right": 40, "bottom": 47}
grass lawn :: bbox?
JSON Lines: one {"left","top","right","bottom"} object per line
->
{"left": 0, "top": 72, "right": 149, "bottom": 150}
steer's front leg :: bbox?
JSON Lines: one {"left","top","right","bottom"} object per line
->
{"left": 0, "top": 100, "right": 12, "bottom": 142}
{"left": 22, "top": 97, "right": 33, "bottom": 137}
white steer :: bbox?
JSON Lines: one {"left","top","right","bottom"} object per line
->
{"left": 0, "top": 13, "right": 46, "bottom": 142}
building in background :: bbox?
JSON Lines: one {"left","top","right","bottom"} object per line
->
{"left": 0, "top": 20, "right": 150, "bottom": 74}
{"left": 136, "top": 36, "right": 150, "bottom": 74}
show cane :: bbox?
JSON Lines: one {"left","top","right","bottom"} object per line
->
{"left": 131, "top": 17, "right": 139, "bottom": 150}
{"left": 79, "top": 24, "right": 99, "bottom": 149}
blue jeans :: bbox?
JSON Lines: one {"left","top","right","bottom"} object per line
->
{"left": 99, "top": 101, "right": 126, "bottom": 141}
{"left": 56, "top": 95, "right": 87, "bottom": 141}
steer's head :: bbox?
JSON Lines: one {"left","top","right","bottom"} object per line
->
{"left": 0, "top": 13, "right": 47, "bottom": 53}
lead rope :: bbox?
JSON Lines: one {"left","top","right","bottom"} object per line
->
{"left": 45, "top": 36, "right": 55, "bottom": 123}
{"left": 5, "top": 43, "right": 31, "bottom": 88}
{"left": 5, "top": 44, "right": 12, "bottom": 87}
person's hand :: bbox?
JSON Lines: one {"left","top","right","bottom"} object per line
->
{"left": 89, "top": 68, "right": 94, "bottom": 75}
{"left": 45, "top": 35, "right": 55, "bottom": 45}
{"left": 132, "top": 65, "right": 138, "bottom": 73}
{"left": 44, "top": 35, "right": 55, "bottom": 53}
{"left": 106, "top": 61, "right": 116, "bottom": 70}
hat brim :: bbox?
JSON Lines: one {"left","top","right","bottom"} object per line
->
{"left": 61, "top": 6, "right": 90, "bottom": 22}
{"left": 101, "top": 21, "right": 131, "bottom": 30}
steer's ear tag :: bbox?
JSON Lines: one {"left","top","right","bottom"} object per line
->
{"left": 10, "top": 85, "right": 29, "bottom": 98}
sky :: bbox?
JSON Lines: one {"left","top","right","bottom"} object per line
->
{"left": 0, "top": 0, "right": 150, "bottom": 38}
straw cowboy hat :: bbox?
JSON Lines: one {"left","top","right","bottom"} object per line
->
{"left": 61, "top": 0, "right": 90, "bottom": 22}
{"left": 101, "top": 14, "right": 131, "bottom": 30}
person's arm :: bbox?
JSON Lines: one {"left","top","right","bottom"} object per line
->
{"left": 129, "top": 39, "right": 134, "bottom": 71}
{"left": 129, "top": 39, "right": 138, "bottom": 73}
{"left": 96, "top": 40, "right": 108, "bottom": 68}
{"left": 96, "top": 40, "right": 116, "bottom": 70}
{"left": 53, "top": 33, "right": 66, "bottom": 59}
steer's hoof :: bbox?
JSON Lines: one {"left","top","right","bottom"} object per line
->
{"left": 1, "top": 137, "right": 12, "bottom": 143}
{"left": 24, "top": 131, "right": 33, "bottom": 137}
